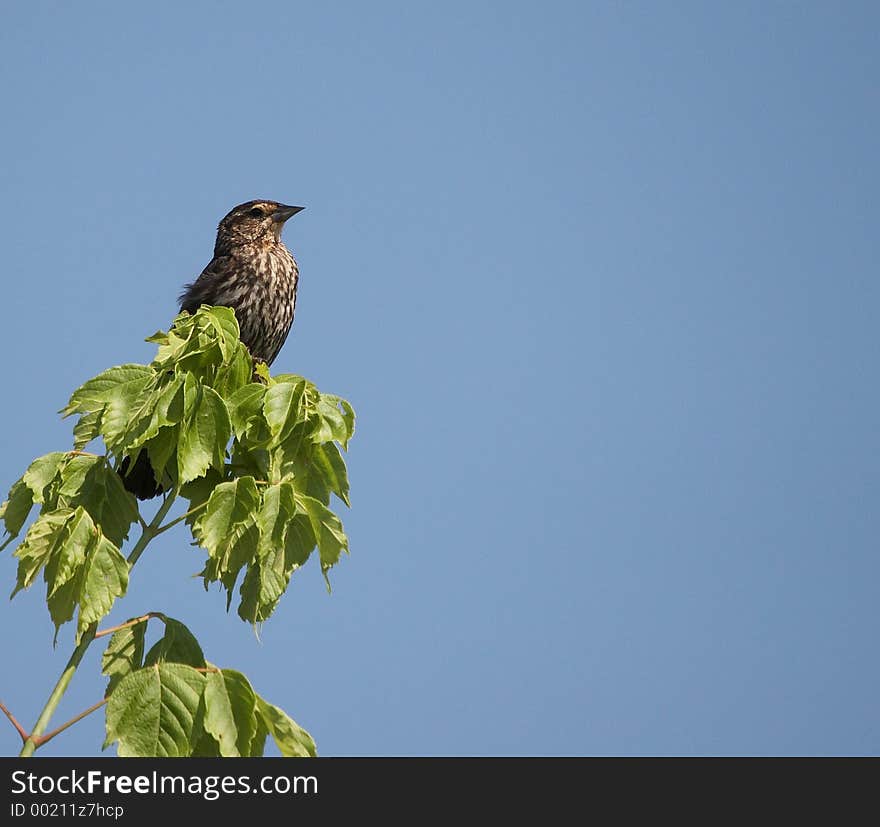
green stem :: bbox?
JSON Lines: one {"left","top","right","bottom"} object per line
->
{"left": 127, "top": 489, "right": 178, "bottom": 566}
{"left": 152, "top": 498, "right": 205, "bottom": 537}
{"left": 19, "top": 489, "right": 178, "bottom": 756}
{"left": 34, "top": 697, "right": 108, "bottom": 748}
{"left": 19, "top": 624, "right": 97, "bottom": 756}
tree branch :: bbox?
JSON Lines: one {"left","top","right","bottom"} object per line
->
{"left": 0, "top": 699, "right": 28, "bottom": 743}
{"left": 153, "top": 499, "right": 207, "bottom": 536}
{"left": 31, "top": 698, "right": 108, "bottom": 748}
{"left": 95, "top": 612, "right": 162, "bottom": 640}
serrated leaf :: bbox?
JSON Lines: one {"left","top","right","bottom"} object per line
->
{"left": 179, "top": 468, "right": 225, "bottom": 529}
{"left": 192, "top": 477, "right": 261, "bottom": 550}
{"left": 178, "top": 380, "right": 231, "bottom": 484}
{"left": 12, "top": 507, "right": 128, "bottom": 640}
{"left": 229, "top": 440, "right": 270, "bottom": 481}
{"left": 228, "top": 383, "right": 268, "bottom": 440}
{"left": 295, "top": 493, "right": 349, "bottom": 576}
{"left": 238, "top": 560, "right": 289, "bottom": 624}
{"left": 43, "top": 507, "right": 93, "bottom": 599}
{"left": 102, "top": 621, "right": 147, "bottom": 695}
{"left": 22, "top": 453, "right": 66, "bottom": 503}
{"left": 309, "top": 442, "right": 351, "bottom": 507}
{"left": 57, "top": 456, "right": 138, "bottom": 547}
{"left": 100, "top": 373, "right": 158, "bottom": 451}
{"left": 11, "top": 508, "right": 76, "bottom": 596}
{"left": 263, "top": 380, "right": 307, "bottom": 446}
{"left": 143, "top": 617, "right": 206, "bottom": 668}
{"left": 77, "top": 532, "right": 129, "bottom": 642}
{"left": 311, "top": 395, "right": 350, "bottom": 445}
{"left": 256, "top": 482, "right": 298, "bottom": 559}
{"left": 237, "top": 482, "right": 315, "bottom": 623}
{"left": 254, "top": 361, "right": 272, "bottom": 384}
{"left": 55, "top": 454, "right": 99, "bottom": 497}
{"left": 337, "top": 397, "right": 356, "bottom": 449}
{"left": 0, "top": 479, "right": 35, "bottom": 548}
{"left": 214, "top": 343, "right": 253, "bottom": 398}
{"left": 203, "top": 668, "right": 261, "bottom": 757}
{"left": 118, "top": 375, "right": 187, "bottom": 483}
{"left": 61, "top": 364, "right": 154, "bottom": 418}
{"left": 104, "top": 663, "right": 206, "bottom": 757}
{"left": 237, "top": 512, "right": 313, "bottom": 623}
{"left": 255, "top": 695, "right": 316, "bottom": 757}
{"left": 47, "top": 574, "right": 82, "bottom": 638}
{"left": 192, "top": 478, "right": 261, "bottom": 599}
{"left": 202, "top": 306, "right": 243, "bottom": 362}
{"left": 145, "top": 426, "right": 179, "bottom": 483}
{"left": 72, "top": 409, "right": 103, "bottom": 450}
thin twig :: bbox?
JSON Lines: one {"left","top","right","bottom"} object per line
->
{"left": 32, "top": 699, "right": 108, "bottom": 748}
{"left": 126, "top": 488, "right": 178, "bottom": 567}
{"left": 0, "top": 700, "right": 28, "bottom": 743}
{"left": 95, "top": 612, "right": 161, "bottom": 639}
{"left": 153, "top": 499, "right": 208, "bottom": 536}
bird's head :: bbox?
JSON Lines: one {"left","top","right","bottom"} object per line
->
{"left": 215, "top": 200, "right": 304, "bottom": 253}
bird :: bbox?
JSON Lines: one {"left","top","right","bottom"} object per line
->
{"left": 120, "top": 199, "right": 305, "bottom": 499}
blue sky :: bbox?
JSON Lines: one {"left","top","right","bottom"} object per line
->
{"left": 0, "top": 2, "right": 878, "bottom": 756}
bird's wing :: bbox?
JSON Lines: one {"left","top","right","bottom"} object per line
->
{"left": 178, "top": 255, "right": 238, "bottom": 313}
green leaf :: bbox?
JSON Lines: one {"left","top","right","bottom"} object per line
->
{"left": 337, "top": 397, "right": 356, "bottom": 449}
{"left": 41, "top": 508, "right": 95, "bottom": 638}
{"left": 202, "top": 668, "right": 261, "bottom": 757}
{"left": 256, "top": 481, "right": 298, "bottom": 559}
{"left": 250, "top": 483, "right": 316, "bottom": 621}
{"left": 102, "top": 620, "right": 147, "bottom": 695}
{"left": 263, "top": 380, "right": 306, "bottom": 446}
{"left": 214, "top": 343, "right": 253, "bottom": 398}
{"left": 100, "top": 372, "right": 158, "bottom": 452}
{"left": 177, "top": 380, "right": 231, "bottom": 485}
{"left": 295, "top": 493, "right": 349, "bottom": 577}
{"left": 309, "top": 442, "right": 351, "bottom": 507}
{"left": 61, "top": 364, "right": 154, "bottom": 418}
{"left": 254, "top": 361, "right": 272, "bottom": 384}
{"left": 104, "top": 663, "right": 206, "bottom": 757}
{"left": 11, "top": 508, "right": 76, "bottom": 596}
{"left": 12, "top": 506, "right": 128, "bottom": 641}
{"left": 238, "top": 482, "right": 314, "bottom": 623}
{"left": 143, "top": 617, "right": 206, "bottom": 668}
{"left": 145, "top": 427, "right": 178, "bottom": 483}
{"left": 152, "top": 308, "right": 249, "bottom": 387}
{"left": 57, "top": 456, "right": 138, "bottom": 547}
{"left": 72, "top": 409, "right": 103, "bottom": 450}
{"left": 202, "top": 306, "right": 242, "bottom": 361}
{"left": 43, "top": 507, "right": 93, "bottom": 599}
{"left": 228, "top": 383, "right": 268, "bottom": 441}
{"left": 254, "top": 695, "right": 317, "bottom": 757}
{"left": 238, "top": 561, "right": 288, "bottom": 625}
{"left": 22, "top": 452, "right": 66, "bottom": 504}
{"left": 312, "top": 395, "right": 350, "bottom": 445}
{"left": 192, "top": 478, "right": 261, "bottom": 599}
{"left": 77, "top": 532, "right": 129, "bottom": 642}
{"left": 0, "top": 480, "right": 35, "bottom": 549}
{"left": 192, "top": 478, "right": 260, "bottom": 545}
{"left": 179, "top": 468, "right": 225, "bottom": 528}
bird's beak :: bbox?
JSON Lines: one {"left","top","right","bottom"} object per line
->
{"left": 272, "top": 205, "right": 305, "bottom": 223}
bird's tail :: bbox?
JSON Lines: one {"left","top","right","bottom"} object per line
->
{"left": 118, "top": 451, "right": 164, "bottom": 500}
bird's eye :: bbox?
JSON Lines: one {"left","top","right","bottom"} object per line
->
{"left": 248, "top": 207, "right": 265, "bottom": 218}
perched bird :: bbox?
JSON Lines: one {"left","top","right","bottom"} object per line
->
{"left": 179, "top": 200, "right": 304, "bottom": 365}
{"left": 121, "top": 199, "right": 305, "bottom": 499}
